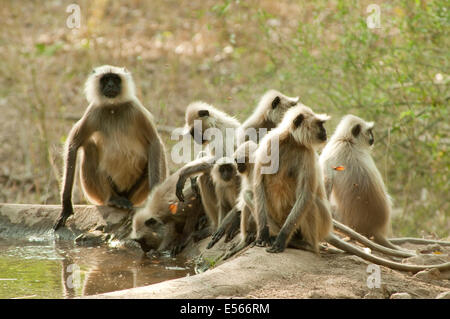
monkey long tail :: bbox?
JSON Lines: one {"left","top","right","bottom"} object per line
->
{"left": 389, "top": 237, "right": 450, "bottom": 246}
{"left": 333, "top": 220, "right": 415, "bottom": 258}
{"left": 326, "top": 233, "right": 450, "bottom": 274}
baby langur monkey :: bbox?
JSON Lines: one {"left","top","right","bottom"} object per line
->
{"left": 253, "top": 107, "right": 450, "bottom": 272}
{"left": 54, "top": 65, "right": 167, "bottom": 230}
{"left": 210, "top": 157, "right": 241, "bottom": 226}
{"left": 207, "top": 141, "right": 258, "bottom": 250}
{"left": 223, "top": 141, "right": 259, "bottom": 258}
{"left": 176, "top": 102, "right": 241, "bottom": 231}
{"left": 237, "top": 89, "right": 299, "bottom": 145}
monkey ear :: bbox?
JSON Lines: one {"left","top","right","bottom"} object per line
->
{"left": 91, "top": 69, "right": 96, "bottom": 74}
{"left": 352, "top": 124, "right": 361, "bottom": 137}
{"left": 272, "top": 96, "right": 281, "bottom": 109}
{"left": 122, "top": 67, "right": 129, "bottom": 73}
{"left": 293, "top": 114, "right": 304, "bottom": 128}
{"left": 144, "top": 218, "right": 158, "bottom": 227}
{"left": 198, "top": 110, "right": 209, "bottom": 117}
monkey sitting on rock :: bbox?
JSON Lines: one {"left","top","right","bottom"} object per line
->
{"left": 54, "top": 65, "right": 167, "bottom": 230}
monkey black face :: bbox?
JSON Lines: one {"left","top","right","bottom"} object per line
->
{"left": 317, "top": 121, "right": 327, "bottom": 141}
{"left": 132, "top": 217, "right": 164, "bottom": 252}
{"left": 100, "top": 73, "right": 122, "bottom": 98}
{"left": 235, "top": 158, "right": 247, "bottom": 174}
{"left": 219, "top": 164, "right": 235, "bottom": 182}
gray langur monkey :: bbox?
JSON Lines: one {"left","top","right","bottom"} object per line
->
{"left": 54, "top": 65, "right": 168, "bottom": 230}
{"left": 254, "top": 104, "right": 333, "bottom": 253}
{"left": 320, "top": 115, "right": 450, "bottom": 254}
{"left": 210, "top": 157, "right": 241, "bottom": 226}
{"left": 210, "top": 90, "right": 299, "bottom": 244}
{"left": 253, "top": 107, "right": 450, "bottom": 272}
{"left": 222, "top": 141, "right": 259, "bottom": 258}
{"left": 130, "top": 168, "right": 206, "bottom": 256}
{"left": 175, "top": 102, "right": 241, "bottom": 230}
{"left": 207, "top": 141, "right": 259, "bottom": 250}
{"left": 237, "top": 89, "right": 299, "bottom": 145}
{"left": 319, "top": 115, "right": 401, "bottom": 250}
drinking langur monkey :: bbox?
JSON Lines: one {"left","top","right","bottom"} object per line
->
{"left": 130, "top": 168, "right": 205, "bottom": 256}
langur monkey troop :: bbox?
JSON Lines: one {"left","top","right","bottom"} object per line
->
{"left": 54, "top": 67, "right": 448, "bottom": 271}
{"left": 54, "top": 65, "right": 167, "bottom": 230}
{"left": 251, "top": 106, "right": 450, "bottom": 272}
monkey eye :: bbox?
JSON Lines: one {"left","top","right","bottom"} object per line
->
{"left": 145, "top": 218, "right": 158, "bottom": 227}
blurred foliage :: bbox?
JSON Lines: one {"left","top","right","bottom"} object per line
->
{"left": 0, "top": 0, "right": 448, "bottom": 237}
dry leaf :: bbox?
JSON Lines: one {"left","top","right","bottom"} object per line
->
{"left": 169, "top": 203, "right": 178, "bottom": 214}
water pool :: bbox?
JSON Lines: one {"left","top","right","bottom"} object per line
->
{"left": 0, "top": 239, "right": 194, "bottom": 299}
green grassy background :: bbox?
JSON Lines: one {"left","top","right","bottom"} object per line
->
{"left": 0, "top": 0, "right": 448, "bottom": 237}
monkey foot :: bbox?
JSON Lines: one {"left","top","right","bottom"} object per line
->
{"left": 53, "top": 206, "right": 74, "bottom": 231}
{"left": 266, "top": 241, "right": 285, "bottom": 253}
{"left": 107, "top": 197, "right": 133, "bottom": 210}
{"left": 53, "top": 215, "right": 69, "bottom": 231}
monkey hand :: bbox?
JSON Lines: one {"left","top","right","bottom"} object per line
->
{"left": 224, "top": 216, "right": 241, "bottom": 243}
{"left": 53, "top": 203, "right": 74, "bottom": 231}
{"left": 207, "top": 227, "right": 225, "bottom": 249}
{"left": 176, "top": 176, "right": 187, "bottom": 202}
{"left": 170, "top": 236, "right": 189, "bottom": 257}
